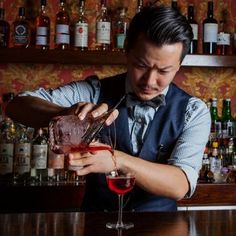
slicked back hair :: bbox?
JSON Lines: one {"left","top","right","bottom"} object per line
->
{"left": 126, "top": 5, "right": 193, "bottom": 62}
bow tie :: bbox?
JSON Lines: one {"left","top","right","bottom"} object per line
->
{"left": 126, "top": 93, "right": 166, "bottom": 108}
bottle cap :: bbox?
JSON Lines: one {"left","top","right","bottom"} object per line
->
{"left": 212, "top": 141, "right": 218, "bottom": 148}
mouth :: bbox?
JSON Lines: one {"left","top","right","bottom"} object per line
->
{"left": 138, "top": 86, "right": 159, "bottom": 96}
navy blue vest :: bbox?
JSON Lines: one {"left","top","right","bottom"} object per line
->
{"left": 81, "top": 73, "right": 192, "bottom": 212}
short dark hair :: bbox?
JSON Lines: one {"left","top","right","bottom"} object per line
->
{"left": 126, "top": 5, "right": 193, "bottom": 62}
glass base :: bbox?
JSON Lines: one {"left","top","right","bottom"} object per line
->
{"left": 106, "top": 222, "right": 134, "bottom": 230}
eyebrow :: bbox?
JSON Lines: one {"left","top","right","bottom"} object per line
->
{"left": 132, "top": 54, "right": 173, "bottom": 70}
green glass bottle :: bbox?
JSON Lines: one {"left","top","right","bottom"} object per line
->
{"left": 210, "top": 98, "right": 221, "bottom": 140}
{"left": 222, "top": 98, "right": 233, "bottom": 138}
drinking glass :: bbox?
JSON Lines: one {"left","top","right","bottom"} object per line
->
{"left": 106, "top": 171, "right": 135, "bottom": 230}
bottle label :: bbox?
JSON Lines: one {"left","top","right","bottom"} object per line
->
{"left": 222, "top": 121, "right": 233, "bottom": 137}
{"left": 32, "top": 144, "right": 48, "bottom": 169}
{"left": 74, "top": 22, "right": 88, "bottom": 47}
{"left": 37, "top": 26, "right": 48, "bottom": 36}
{"left": 14, "top": 143, "right": 31, "bottom": 174}
{"left": 190, "top": 23, "right": 198, "bottom": 40}
{"left": 56, "top": 24, "right": 70, "bottom": 44}
{"left": 116, "top": 33, "right": 125, "bottom": 49}
{"left": 36, "top": 36, "right": 47, "bottom": 46}
{"left": 0, "top": 143, "right": 14, "bottom": 174}
{"left": 36, "top": 27, "right": 48, "bottom": 46}
{"left": 96, "top": 21, "right": 111, "bottom": 44}
{"left": 56, "top": 24, "right": 69, "bottom": 34}
{"left": 203, "top": 23, "right": 218, "bottom": 43}
{"left": 217, "top": 33, "right": 230, "bottom": 45}
{"left": 14, "top": 24, "right": 29, "bottom": 45}
{"left": 56, "top": 34, "right": 70, "bottom": 44}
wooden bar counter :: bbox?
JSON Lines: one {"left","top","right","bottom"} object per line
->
{"left": 0, "top": 210, "right": 236, "bottom": 235}
{"left": 0, "top": 182, "right": 236, "bottom": 212}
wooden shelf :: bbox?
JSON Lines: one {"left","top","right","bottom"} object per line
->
{"left": 178, "top": 183, "right": 236, "bottom": 206}
{"left": 0, "top": 48, "right": 236, "bottom": 67}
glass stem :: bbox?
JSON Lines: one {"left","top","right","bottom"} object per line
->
{"left": 117, "top": 194, "right": 124, "bottom": 228}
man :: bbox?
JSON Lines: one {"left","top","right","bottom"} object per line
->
{"left": 6, "top": 5, "right": 211, "bottom": 211}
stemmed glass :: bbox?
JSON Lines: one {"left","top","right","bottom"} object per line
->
{"left": 106, "top": 171, "right": 135, "bottom": 230}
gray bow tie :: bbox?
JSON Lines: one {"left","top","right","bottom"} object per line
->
{"left": 126, "top": 93, "right": 166, "bottom": 108}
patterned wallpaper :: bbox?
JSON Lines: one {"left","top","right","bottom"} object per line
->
{"left": 0, "top": 0, "right": 236, "bottom": 116}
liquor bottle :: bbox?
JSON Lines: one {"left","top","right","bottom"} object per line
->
{"left": 35, "top": 0, "right": 50, "bottom": 50}
{"left": 187, "top": 4, "right": 198, "bottom": 54}
{"left": 210, "top": 98, "right": 221, "bottom": 140}
{"left": 203, "top": 1, "right": 218, "bottom": 54}
{"left": 136, "top": 0, "right": 143, "bottom": 14}
{"left": 55, "top": 0, "right": 70, "bottom": 50}
{"left": 31, "top": 128, "right": 48, "bottom": 183}
{"left": 112, "top": 7, "right": 130, "bottom": 52}
{"left": 12, "top": 7, "right": 30, "bottom": 48}
{"left": 0, "top": 124, "right": 15, "bottom": 183}
{"left": 48, "top": 149, "right": 65, "bottom": 182}
{"left": 171, "top": 0, "right": 179, "bottom": 12}
{"left": 74, "top": 0, "right": 88, "bottom": 51}
{"left": 234, "top": 23, "right": 236, "bottom": 54}
{"left": 209, "top": 141, "right": 222, "bottom": 179}
{"left": 1, "top": 93, "right": 14, "bottom": 119}
{"left": 96, "top": 0, "right": 111, "bottom": 51}
{"left": 0, "top": 7, "right": 10, "bottom": 48}
{"left": 221, "top": 98, "right": 233, "bottom": 138}
{"left": 14, "top": 126, "right": 31, "bottom": 183}
{"left": 217, "top": 11, "right": 230, "bottom": 55}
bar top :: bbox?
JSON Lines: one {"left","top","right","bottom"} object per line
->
{"left": 0, "top": 210, "right": 235, "bottom": 235}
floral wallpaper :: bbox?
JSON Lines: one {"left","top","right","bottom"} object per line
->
{"left": 0, "top": 0, "right": 236, "bottom": 116}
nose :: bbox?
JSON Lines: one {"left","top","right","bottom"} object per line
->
{"left": 143, "top": 67, "right": 158, "bottom": 86}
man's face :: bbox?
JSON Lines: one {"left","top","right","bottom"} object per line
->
{"left": 126, "top": 34, "right": 182, "bottom": 101}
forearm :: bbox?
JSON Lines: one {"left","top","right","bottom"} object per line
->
{"left": 115, "top": 150, "right": 189, "bottom": 200}
{"left": 5, "top": 96, "right": 68, "bottom": 128}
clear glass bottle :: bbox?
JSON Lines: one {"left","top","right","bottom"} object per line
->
{"left": 0, "top": 7, "right": 10, "bottom": 48}
{"left": 35, "top": 0, "right": 50, "bottom": 50}
{"left": 112, "top": 7, "right": 130, "bottom": 52}
{"left": 55, "top": 0, "right": 70, "bottom": 50}
{"left": 47, "top": 149, "right": 65, "bottom": 183}
{"left": 187, "top": 4, "right": 198, "bottom": 54}
{"left": 12, "top": 7, "right": 30, "bottom": 48}
{"left": 74, "top": 0, "right": 88, "bottom": 51}
{"left": 31, "top": 128, "right": 48, "bottom": 183}
{"left": 14, "top": 126, "right": 31, "bottom": 183}
{"left": 96, "top": 0, "right": 111, "bottom": 51}
{"left": 203, "top": 1, "right": 218, "bottom": 54}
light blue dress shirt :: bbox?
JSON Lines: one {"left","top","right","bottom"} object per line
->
{"left": 20, "top": 76, "right": 211, "bottom": 197}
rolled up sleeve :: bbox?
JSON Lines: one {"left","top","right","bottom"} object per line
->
{"left": 19, "top": 75, "right": 101, "bottom": 107}
{"left": 168, "top": 97, "right": 211, "bottom": 197}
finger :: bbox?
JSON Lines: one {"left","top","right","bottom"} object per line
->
{"left": 69, "top": 155, "right": 91, "bottom": 169}
{"left": 105, "top": 109, "right": 119, "bottom": 126}
{"left": 76, "top": 103, "right": 96, "bottom": 120}
{"left": 90, "top": 103, "right": 109, "bottom": 118}
{"left": 76, "top": 165, "right": 93, "bottom": 176}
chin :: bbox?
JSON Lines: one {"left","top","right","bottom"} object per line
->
{"left": 137, "top": 93, "right": 158, "bottom": 101}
